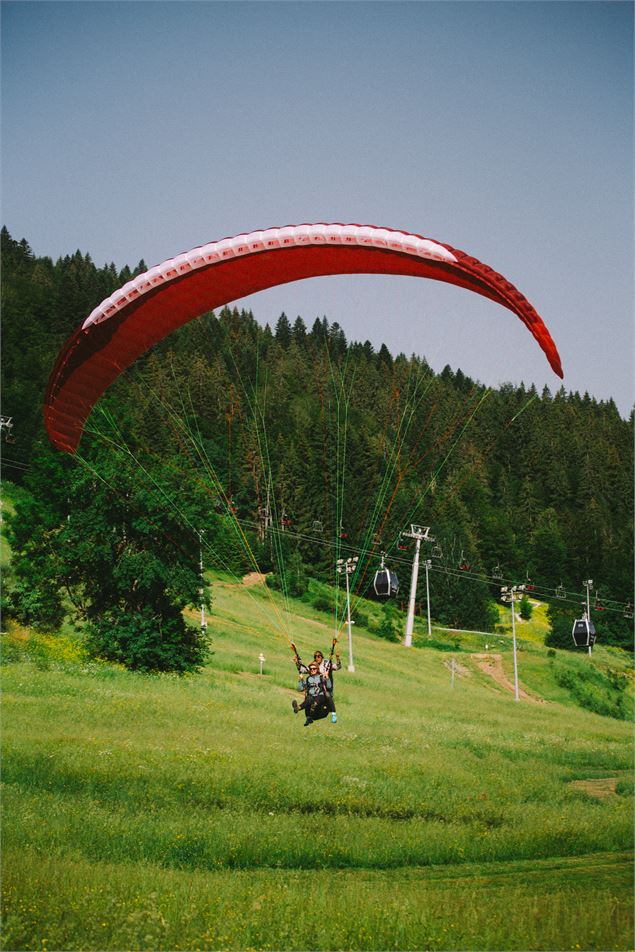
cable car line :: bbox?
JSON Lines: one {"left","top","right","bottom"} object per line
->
{"left": 235, "top": 515, "right": 631, "bottom": 617}
{"left": 384, "top": 390, "right": 541, "bottom": 565}
{"left": 383, "top": 387, "right": 492, "bottom": 558}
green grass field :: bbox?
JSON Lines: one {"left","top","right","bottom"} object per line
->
{"left": 2, "top": 568, "right": 634, "bottom": 951}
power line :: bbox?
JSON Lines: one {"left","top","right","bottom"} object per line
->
{"left": 1, "top": 458, "right": 30, "bottom": 472}
{"left": 236, "top": 516, "right": 633, "bottom": 617}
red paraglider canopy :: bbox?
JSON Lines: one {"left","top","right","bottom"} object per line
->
{"left": 45, "top": 223, "right": 563, "bottom": 453}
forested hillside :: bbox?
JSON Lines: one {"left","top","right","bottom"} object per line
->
{"left": 2, "top": 227, "right": 633, "bottom": 649}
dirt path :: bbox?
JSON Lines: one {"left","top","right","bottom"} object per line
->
{"left": 242, "top": 572, "right": 268, "bottom": 586}
{"left": 470, "top": 653, "right": 545, "bottom": 703}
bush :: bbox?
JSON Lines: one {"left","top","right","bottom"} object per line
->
{"left": 616, "top": 778, "right": 634, "bottom": 797}
{"left": 86, "top": 606, "right": 209, "bottom": 673}
{"left": 553, "top": 664, "right": 629, "bottom": 720}
{"left": 545, "top": 604, "right": 576, "bottom": 650}
{"left": 377, "top": 603, "right": 401, "bottom": 642}
{"left": 353, "top": 610, "right": 370, "bottom": 630}
{"left": 519, "top": 595, "right": 533, "bottom": 620}
{"left": 420, "top": 638, "right": 455, "bottom": 652}
{"left": 4, "top": 570, "right": 65, "bottom": 632}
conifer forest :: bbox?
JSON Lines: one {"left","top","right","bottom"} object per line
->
{"left": 2, "top": 227, "right": 633, "bottom": 662}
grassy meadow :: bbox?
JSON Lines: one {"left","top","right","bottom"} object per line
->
{"left": 1, "top": 569, "right": 634, "bottom": 951}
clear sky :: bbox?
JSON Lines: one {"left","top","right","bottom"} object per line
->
{"left": 2, "top": 1, "right": 633, "bottom": 415}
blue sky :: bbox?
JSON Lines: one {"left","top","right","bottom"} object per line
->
{"left": 2, "top": 1, "right": 633, "bottom": 414}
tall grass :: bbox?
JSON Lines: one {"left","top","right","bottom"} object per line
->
{"left": 2, "top": 573, "right": 633, "bottom": 950}
{"left": 3, "top": 848, "right": 633, "bottom": 951}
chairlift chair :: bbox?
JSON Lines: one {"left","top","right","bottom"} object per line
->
{"left": 571, "top": 617, "right": 597, "bottom": 649}
{"left": 493, "top": 563, "right": 503, "bottom": 581}
{"left": 311, "top": 520, "right": 324, "bottom": 534}
{"left": 431, "top": 544, "right": 443, "bottom": 559}
{"left": 555, "top": 583, "right": 566, "bottom": 599}
{"left": 0, "top": 416, "right": 15, "bottom": 444}
{"left": 279, "top": 507, "right": 292, "bottom": 529}
{"left": 373, "top": 554, "right": 400, "bottom": 598}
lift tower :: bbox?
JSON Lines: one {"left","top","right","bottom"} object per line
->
{"left": 401, "top": 525, "right": 434, "bottom": 647}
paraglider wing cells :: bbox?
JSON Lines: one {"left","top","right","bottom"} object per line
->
{"left": 45, "top": 223, "right": 563, "bottom": 453}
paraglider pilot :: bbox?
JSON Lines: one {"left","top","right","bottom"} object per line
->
{"left": 291, "top": 642, "right": 339, "bottom": 726}
{"left": 292, "top": 662, "right": 336, "bottom": 726}
{"left": 313, "top": 647, "right": 341, "bottom": 695}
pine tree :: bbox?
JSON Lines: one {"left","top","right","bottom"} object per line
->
{"left": 275, "top": 312, "right": 292, "bottom": 348}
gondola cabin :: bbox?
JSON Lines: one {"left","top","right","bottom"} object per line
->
{"left": 572, "top": 617, "right": 597, "bottom": 649}
{"left": 373, "top": 556, "right": 400, "bottom": 598}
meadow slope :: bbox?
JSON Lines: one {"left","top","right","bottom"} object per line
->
{"left": 1, "top": 572, "right": 633, "bottom": 951}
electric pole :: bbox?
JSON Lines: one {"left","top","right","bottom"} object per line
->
{"left": 198, "top": 530, "right": 207, "bottom": 635}
{"left": 583, "top": 579, "right": 593, "bottom": 656}
{"left": 258, "top": 484, "right": 272, "bottom": 543}
{"left": 501, "top": 584, "right": 522, "bottom": 701}
{"left": 424, "top": 558, "right": 432, "bottom": 637}
{"left": 336, "top": 556, "right": 358, "bottom": 672}
{"left": 402, "top": 525, "right": 434, "bottom": 647}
